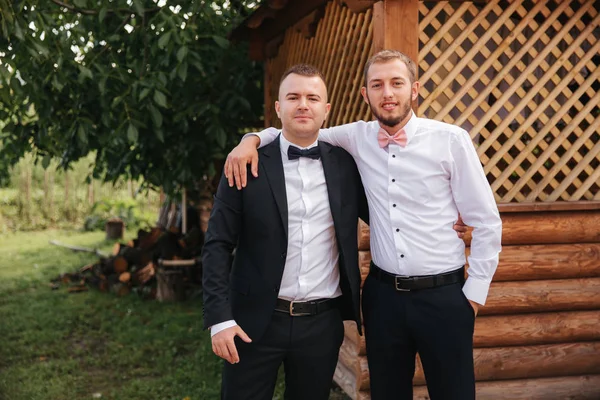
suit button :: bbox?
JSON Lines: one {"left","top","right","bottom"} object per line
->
{"left": 273, "top": 286, "right": 279, "bottom": 292}
{"left": 281, "top": 252, "right": 287, "bottom": 259}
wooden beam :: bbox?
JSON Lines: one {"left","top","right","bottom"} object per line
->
{"left": 468, "top": 243, "right": 600, "bottom": 282}
{"left": 498, "top": 201, "right": 600, "bottom": 212}
{"left": 372, "top": 0, "right": 419, "bottom": 65}
{"left": 464, "top": 210, "right": 600, "bottom": 246}
{"left": 482, "top": 278, "right": 600, "bottom": 316}
{"left": 474, "top": 311, "right": 600, "bottom": 348}
{"left": 414, "top": 375, "right": 600, "bottom": 400}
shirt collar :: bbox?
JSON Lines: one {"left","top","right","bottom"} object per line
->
{"left": 279, "top": 131, "right": 319, "bottom": 158}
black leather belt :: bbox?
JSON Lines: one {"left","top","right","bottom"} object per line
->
{"left": 274, "top": 298, "right": 339, "bottom": 316}
{"left": 370, "top": 262, "right": 464, "bottom": 292}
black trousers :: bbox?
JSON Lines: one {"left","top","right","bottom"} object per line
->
{"left": 221, "top": 308, "right": 344, "bottom": 400}
{"left": 362, "top": 272, "right": 476, "bottom": 400}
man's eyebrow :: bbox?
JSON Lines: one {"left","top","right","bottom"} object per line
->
{"left": 285, "top": 92, "right": 322, "bottom": 99}
{"left": 369, "top": 76, "right": 406, "bottom": 83}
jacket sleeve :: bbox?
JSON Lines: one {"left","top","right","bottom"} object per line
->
{"left": 202, "top": 171, "right": 243, "bottom": 329}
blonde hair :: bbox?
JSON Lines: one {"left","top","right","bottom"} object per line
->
{"left": 363, "top": 50, "right": 417, "bottom": 86}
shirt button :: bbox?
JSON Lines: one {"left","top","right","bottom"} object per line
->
{"left": 400, "top": 254, "right": 405, "bottom": 258}
{"left": 393, "top": 204, "right": 397, "bottom": 207}
{"left": 392, "top": 155, "right": 396, "bottom": 158}
{"left": 392, "top": 179, "right": 396, "bottom": 182}
{"left": 396, "top": 228, "right": 400, "bottom": 232}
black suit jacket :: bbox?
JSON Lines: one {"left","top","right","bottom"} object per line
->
{"left": 202, "top": 136, "right": 368, "bottom": 342}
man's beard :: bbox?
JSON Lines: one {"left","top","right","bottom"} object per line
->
{"left": 368, "top": 94, "right": 412, "bottom": 129}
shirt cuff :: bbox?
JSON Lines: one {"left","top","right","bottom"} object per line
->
{"left": 241, "top": 133, "right": 261, "bottom": 146}
{"left": 210, "top": 320, "right": 238, "bottom": 337}
{"left": 462, "top": 276, "right": 491, "bottom": 306}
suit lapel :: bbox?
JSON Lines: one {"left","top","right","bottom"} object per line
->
{"left": 261, "top": 135, "right": 288, "bottom": 239}
{"left": 319, "top": 142, "right": 343, "bottom": 234}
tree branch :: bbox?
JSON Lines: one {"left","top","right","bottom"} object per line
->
{"left": 49, "top": 0, "right": 161, "bottom": 16}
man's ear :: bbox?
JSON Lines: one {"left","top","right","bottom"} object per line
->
{"left": 275, "top": 100, "right": 281, "bottom": 118}
{"left": 411, "top": 81, "right": 420, "bottom": 102}
{"left": 360, "top": 87, "right": 369, "bottom": 105}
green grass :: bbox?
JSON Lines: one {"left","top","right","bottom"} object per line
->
{"left": 0, "top": 230, "right": 349, "bottom": 400}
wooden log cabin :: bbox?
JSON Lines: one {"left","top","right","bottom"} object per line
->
{"left": 231, "top": 0, "right": 600, "bottom": 398}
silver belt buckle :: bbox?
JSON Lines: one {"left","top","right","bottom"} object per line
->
{"left": 394, "top": 275, "right": 411, "bottom": 292}
{"left": 289, "top": 301, "right": 310, "bottom": 316}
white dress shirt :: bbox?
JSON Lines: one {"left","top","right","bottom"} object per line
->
{"left": 253, "top": 112, "right": 502, "bottom": 306}
{"left": 211, "top": 133, "right": 341, "bottom": 336}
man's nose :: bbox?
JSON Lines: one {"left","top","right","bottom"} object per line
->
{"left": 382, "top": 84, "right": 393, "bottom": 98}
{"left": 298, "top": 97, "right": 309, "bottom": 109}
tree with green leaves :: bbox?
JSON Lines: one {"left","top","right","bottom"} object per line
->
{"left": 0, "top": 0, "right": 263, "bottom": 194}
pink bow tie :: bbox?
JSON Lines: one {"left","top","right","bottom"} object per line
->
{"left": 377, "top": 128, "right": 407, "bottom": 148}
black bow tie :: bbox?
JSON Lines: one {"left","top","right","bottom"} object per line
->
{"left": 287, "top": 145, "right": 320, "bottom": 160}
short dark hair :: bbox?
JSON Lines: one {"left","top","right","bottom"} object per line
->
{"left": 363, "top": 50, "right": 417, "bottom": 86}
{"left": 280, "top": 64, "right": 327, "bottom": 87}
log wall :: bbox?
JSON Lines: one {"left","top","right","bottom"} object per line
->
{"left": 338, "top": 206, "right": 600, "bottom": 399}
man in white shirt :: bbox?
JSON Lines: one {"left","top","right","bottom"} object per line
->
{"left": 224, "top": 50, "right": 502, "bottom": 400}
{"left": 202, "top": 64, "right": 369, "bottom": 400}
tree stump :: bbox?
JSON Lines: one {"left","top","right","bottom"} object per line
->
{"left": 156, "top": 267, "right": 186, "bottom": 302}
{"left": 105, "top": 218, "right": 125, "bottom": 240}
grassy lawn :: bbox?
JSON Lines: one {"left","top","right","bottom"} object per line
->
{"left": 0, "top": 230, "right": 349, "bottom": 400}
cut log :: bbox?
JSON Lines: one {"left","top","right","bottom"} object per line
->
{"left": 358, "top": 220, "right": 369, "bottom": 251}
{"left": 358, "top": 251, "right": 370, "bottom": 286}
{"left": 415, "top": 374, "right": 600, "bottom": 399}
{"left": 111, "top": 255, "right": 128, "bottom": 275}
{"left": 67, "top": 285, "right": 88, "bottom": 293}
{"left": 105, "top": 218, "right": 124, "bottom": 240}
{"left": 474, "top": 311, "right": 600, "bottom": 347}
{"left": 338, "top": 339, "right": 370, "bottom": 391}
{"left": 135, "top": 262, "right": 156, "bottom": 285}
{"left": 119, "top": 272, "right": 131, "bottom": 283}
{"left": 110, "top": 282, "right": 131, "bottom": 297}
{"left": 156, "top": 267, "right": 185, "bottom": 302}
{"left": 343, "top": 321, "right": 366, "bottom": 356}
{"left": 482, "top": 278, "right": 600, "bottom": 316}
{"left": 334, "top": 359, "right": 358, "bottom": 398}
{"left": 138, "top": 227, "right": 163, "bottom": 250}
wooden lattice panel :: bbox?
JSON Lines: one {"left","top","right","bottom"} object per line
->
{"left": 265, "top": 1, "right": 373, "bottom": 128}
{"left": 418, "top": 0, "right": 600, "bottom": 203}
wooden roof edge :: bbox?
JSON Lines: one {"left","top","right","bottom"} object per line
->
{"left": 498, "top": 201, "right": 600, "bottom": 213}
{"left": 230, "top": 0, "right": 376, "bottom": 60}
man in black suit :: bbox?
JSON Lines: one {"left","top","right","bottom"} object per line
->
{"left": 202, "top": 64, "right": 368, "bottom": 400}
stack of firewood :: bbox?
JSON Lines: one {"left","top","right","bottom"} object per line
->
{"left": 52, "top": 226, "right": 204, "bottom": 301}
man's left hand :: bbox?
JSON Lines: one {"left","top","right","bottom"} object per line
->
{"left": 453, "top": 214, "right": 468, "bottom": 238}
{"left": 468, "top": 300, "right": 479, "bottom": 317}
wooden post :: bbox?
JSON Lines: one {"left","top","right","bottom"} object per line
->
{"left": 372, "top": 0, "right": 420, "bottom": 110}
{"left": 105, "top": 218, "right": 125, "bottom": 240}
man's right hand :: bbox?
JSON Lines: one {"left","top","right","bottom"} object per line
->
{"left": 211, "top": 325, "right": 252, "bottom": 364}
{"left": 224, "top": 135, "right": 261, "bottom": 189}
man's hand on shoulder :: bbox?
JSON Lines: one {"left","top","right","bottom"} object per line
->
{"left": 224, "top": 136, "right": 261, "bottom": 190}
{"left": 211, "top": 325, "right": 252, "bottom": 364}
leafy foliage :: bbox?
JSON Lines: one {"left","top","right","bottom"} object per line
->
{"left": 0, "top": 0, "right": 263, "bottom": 194}
{"left": 83, "top": 197, "right": 156, "bottom": 231}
